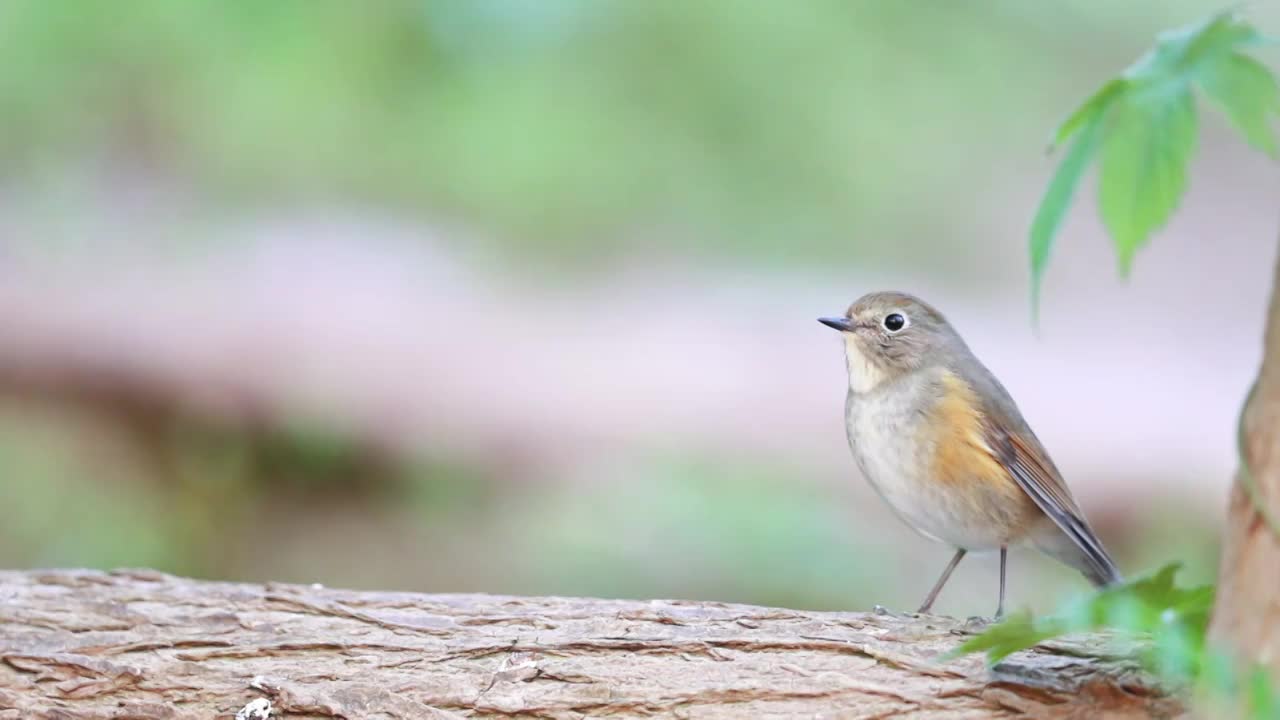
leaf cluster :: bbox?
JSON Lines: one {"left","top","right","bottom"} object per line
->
{"left": 1030, "top": 11, "right": 1280, "bottom": 310}
{"left": 953, "top": 564, "right": 1278, "bottom": 718}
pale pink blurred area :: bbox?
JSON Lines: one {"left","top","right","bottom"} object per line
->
{"left": 1, "top": 125, "right": 1271, "bottom": 513}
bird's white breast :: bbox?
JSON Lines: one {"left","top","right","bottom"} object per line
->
{"left": 842, "top": 336, "right": 889, "bottom": 393}
{"left": 845, "top": 372, "right": 935, "bottom": 530}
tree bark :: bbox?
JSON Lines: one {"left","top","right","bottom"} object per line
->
{"left": 1209, "top": 245, "right": 1280, "bottom": 668}
{"left": 0, "top": 569, "right": 1180, "bottom": 719}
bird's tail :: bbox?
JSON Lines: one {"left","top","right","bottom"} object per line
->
{"left": 1032, "top": 524, "right": 1123, "bottom": 588}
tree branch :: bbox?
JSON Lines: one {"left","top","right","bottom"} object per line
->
{"left": 0, "top": 570, "right": 1181, "bottom": 718}
{"left": 1210, "top": 238, "right": 1280, "bottom": 666}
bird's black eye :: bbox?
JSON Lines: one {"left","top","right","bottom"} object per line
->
{"left": 883, "top": 313, "right": 906, "bottom": 332}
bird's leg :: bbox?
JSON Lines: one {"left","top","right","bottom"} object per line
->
{"left": 917, "top": 548, "right": 966, "bottom": 614}
{"left": 995, "top": 546, "right": 1007, "bottom": 620}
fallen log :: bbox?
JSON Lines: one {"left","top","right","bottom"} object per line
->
{"left": 0, "top": 569, "right": 1181, "bottom": 718}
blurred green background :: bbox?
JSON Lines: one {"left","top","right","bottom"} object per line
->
{"left": 0, "top": 0, "right": 1268, "bottom": 616}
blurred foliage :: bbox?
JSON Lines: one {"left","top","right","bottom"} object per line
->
{"left": 0, "top": 398, "right": 1222, "bottom": 612}
{"left": 955, "top": 564, "right": 1279, "bottom": 719}
{"left": 0, "top": 0, "right": 1227, "bottom": 268}
{"left": 0, "top": 408, "right": 180, "bottom": 571}
{"left": 515, "top": 456, "right": 883, "bottom": 609}
{"left": 953, "top": 563, "right": 1212, "bottom": 669}
{"left": 1030, "top": 10, "right": 1280, "bottom": 305}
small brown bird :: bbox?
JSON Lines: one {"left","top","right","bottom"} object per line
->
{"left": 819, "top": 291, "right": 1121, "bottom": 617}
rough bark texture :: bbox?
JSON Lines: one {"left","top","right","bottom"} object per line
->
{"left": 1210, "top": 245, "right": 1280, "bottom": 667}
{"left": 0, "top": 569, "right": 1182, "bottom": 719}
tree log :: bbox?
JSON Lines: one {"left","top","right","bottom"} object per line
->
{"left": 1209, "top": 243, "right": 1280, "bottom": 668}
{"left": 0, "top": 569, "right": 1181, "bottom": 719}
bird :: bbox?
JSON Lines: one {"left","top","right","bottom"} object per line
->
{"left": 818, "top": 291, "right": 1122, "bottom": 618}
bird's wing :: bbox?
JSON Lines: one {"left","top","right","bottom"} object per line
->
{"left": 981, "top": 414, "right": 1122, "bottom": 586}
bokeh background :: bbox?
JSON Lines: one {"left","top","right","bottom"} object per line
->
{"left": 1, "top": 0, "right": 1276, "bottom": 617}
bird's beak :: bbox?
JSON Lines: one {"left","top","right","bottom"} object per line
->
{"left": 818, "top": 316, "right": 854, "bottom": 332}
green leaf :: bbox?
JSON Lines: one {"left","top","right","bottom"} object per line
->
{"left": 1198, "top": 649, "right": 1240, "bottom": 696}
{"left": 945, "top": 612, "right": 1065, "bottom": 664}
{"left": 1030, "top": 110, "right": 1107, "bottom": 314}
{"left": 1132, "top": 11, "right": 1261, "bottom": 80}
{"left": 1248, "top": 666, "right": 1280, "bottom": 720}
{"left": 1198, "top": 52, "right": 1280, "bottom": 158}
{"left": 1151, "top": 621, "right": 1199, "bottom": 680}
{"left": 1052, "top": 78, "right": 1126, "bottom": 149}
{"left": 1098, "top": 86, "right": 1197, "bottom": 275}
{"left": 1028, "top": 9, "right": 1279, "bottom": 301}
{"left": 1194, "top": 652, "right": 1280, "bottom": 720}
{"left": 948, "top": 563, "right": 1213, "bottom": 669}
